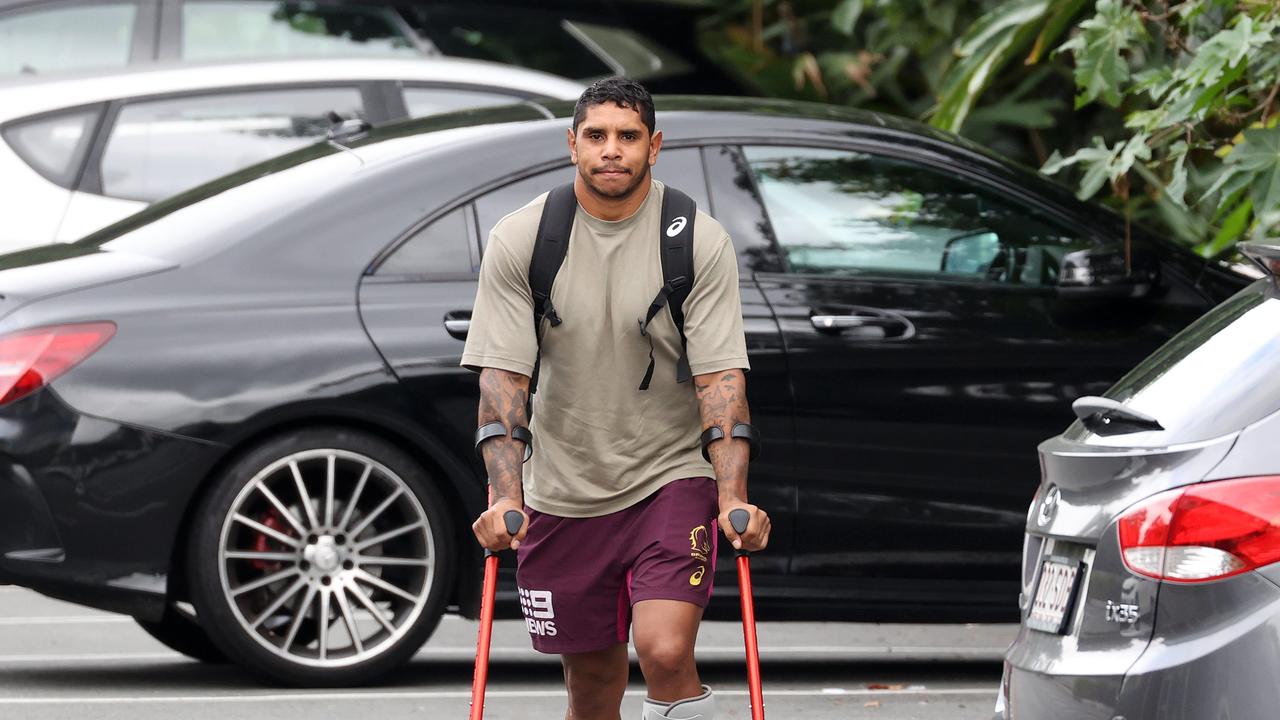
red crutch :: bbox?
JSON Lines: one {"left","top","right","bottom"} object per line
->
{"left": 728, "top": 508, "right": 765, "bottom": 720}
{"left": 469, "top": 508, "right": 524, "bottom": 720}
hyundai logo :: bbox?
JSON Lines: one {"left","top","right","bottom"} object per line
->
{"left": 1037, "top": 486, "right": 1060, "bottom": 527}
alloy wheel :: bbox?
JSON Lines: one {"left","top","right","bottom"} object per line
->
{"left": 216, "top": 449, "right": 435, "bottom": 668}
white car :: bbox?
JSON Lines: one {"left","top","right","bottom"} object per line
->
{"left": 0, "top": 57, "right": 583, "bottom": 252}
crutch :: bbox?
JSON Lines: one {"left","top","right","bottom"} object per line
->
{"left": 728, "top": 508, "right": 765, "bottom": 720}
{"left": 469, "top": 507, "right": 524, "bottom": 720}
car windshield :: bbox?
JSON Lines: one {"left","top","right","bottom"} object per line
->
{"left": 1065, "top": 279, "right": 1280, "bottom": 446}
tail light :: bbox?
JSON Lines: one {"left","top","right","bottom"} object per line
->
{"left": 1117, "top": 476, "right": 1280, "bottom": 583}
{"left": 0, "top": 322, "right": 116, "bottom": 406}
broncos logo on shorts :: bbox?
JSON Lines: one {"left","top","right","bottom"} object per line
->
{"left": 688, "top": 524, "right": 710, "bottom": 562}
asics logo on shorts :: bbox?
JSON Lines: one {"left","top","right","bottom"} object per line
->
{"left": 518, "top": 587, "right": 558, "bottom": 637}
{"left": 689, "top": 566, "right": 706, "bottom": 586}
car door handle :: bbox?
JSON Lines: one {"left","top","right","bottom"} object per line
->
{"left": 811, "top": 314, "right": 905, "bottom": 331}
{"left": 810, "top": 311, "right": 913, "bottom": 339}
{"left": 443, "top": 311, "right": 471, "bottom": 340}
{"left": 811, "top": 314, "right": 867, "bottom": 330}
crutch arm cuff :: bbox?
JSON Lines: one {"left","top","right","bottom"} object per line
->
{"left": 700, "top": 422, "right": 761, "bottom": 463}
{"left": 474, "top": 421, "right": 533, "bottom": 463}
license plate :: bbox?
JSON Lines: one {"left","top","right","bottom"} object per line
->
{"left": 1027, "top": 559, "right": 1082, "bottom": 634}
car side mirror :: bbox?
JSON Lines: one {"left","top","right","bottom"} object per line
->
{"left": 1056, "top": 244, "right": 1159, "bottom": 300}
{"left": 940, "top": 231, "right": 1004, "bottom": 279}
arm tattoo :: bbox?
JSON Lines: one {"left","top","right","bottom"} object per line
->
{"left": 478, "top": 368, "right": 531, "bottom": 504}
{"left": 694, "top": 369, "right": 751, "bottom": 502}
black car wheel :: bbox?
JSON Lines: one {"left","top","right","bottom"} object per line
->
{"left": 188, "top": 427, "right": 454, "bottom": 686}
{"left": 134, "top": 605, "right": 228, "bottom": 663}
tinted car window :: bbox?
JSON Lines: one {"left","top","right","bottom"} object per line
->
{"left": 402, "top": 87, "right": 522, "bottom": 119}
{"left": 1066, "top": 281, "right": 1280, "bottom": 447}
{"left": 475, "top": 164, "right": 574, "bottom": 245}
{"left": 2, "top": 107, "right": 101, "bottom": 187}
{"left": 181, "top": 1, "right": 419, "bottom": 61}
{"left": 0, "top": 2, "right": 136, "bottom": 76}
{"left": 743, "top": 145, "right": 1085, "bottom": 283}
{"left": 402, "top": 8, "right": 612, "bottom": 80}
{"left": 474, "top": 148, "right": 708, "bottom": 247}
{"left": 378, "top": 204, "right": 475, "bottom": 275}
{"left": 99, "top": 86, "right": 363, "bottom": 202}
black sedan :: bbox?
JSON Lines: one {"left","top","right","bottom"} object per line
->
{"left": 0, "top": 97, "right": 1248, "bottom": 685}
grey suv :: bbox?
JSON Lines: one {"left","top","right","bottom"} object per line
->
{"left": 999, "top": 242, "right": 1280, "bottom": 719}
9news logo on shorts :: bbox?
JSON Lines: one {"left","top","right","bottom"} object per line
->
{"left": 518, "top": 586, "right": 558, "bottom": 637}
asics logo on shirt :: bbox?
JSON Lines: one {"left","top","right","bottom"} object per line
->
{"left": 666, "top": 216, "right": 688, "bottom": 237}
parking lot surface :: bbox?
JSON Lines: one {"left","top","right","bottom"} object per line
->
{"left": 0, "top": 586, "right": 1010, "bottom": 719}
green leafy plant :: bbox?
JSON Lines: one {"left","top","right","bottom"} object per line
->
{"left": 700, "top": 1, "right": 1085, "bottom": 170}
{"left": 702, "top": 0, "right": 1280, "bottom": 256}
{"left": 1020, "top": 1, "right": 1280, "bottom": 254}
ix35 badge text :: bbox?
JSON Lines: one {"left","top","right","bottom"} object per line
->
{"left": 1105, "top": 600, "right": 1139, "bottom": 624}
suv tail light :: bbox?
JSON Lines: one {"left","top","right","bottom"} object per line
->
{"left": 1118, "top": 476, "right": 1280, "bottom": 583}
{"left": 0, "top": 322, "right": 116, "bottom": 406}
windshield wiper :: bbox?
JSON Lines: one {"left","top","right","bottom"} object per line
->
{"left": 1072, "top": 396, "right": 1164, "bottom": 435}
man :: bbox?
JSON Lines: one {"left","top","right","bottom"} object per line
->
{"left": 463, "top": 77, "right": 770, "bottom": 720}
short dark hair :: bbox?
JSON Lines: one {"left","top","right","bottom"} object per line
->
{"left": 572, "top": 77, "right": 655, "bottom": 135}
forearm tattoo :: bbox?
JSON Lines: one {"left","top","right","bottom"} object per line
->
{"left": 694, "top": 369, "right": 751, "bottom": 500}
{"left": 478, "top": 368, "right": 530, "bottom": 503}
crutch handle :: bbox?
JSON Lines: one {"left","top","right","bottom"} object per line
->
{"left": 503, "top": 510, "right": 525, "bottom": 536}
{"left": 728, "top": 508, "right": 751, "bottom": 557}
{"left": 483, "top": 509, "right": 526, "bottom": 558}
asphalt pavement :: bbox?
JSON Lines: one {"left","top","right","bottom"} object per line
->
{"left": 0, "top": 585, "right": 1012, "bottom": 719}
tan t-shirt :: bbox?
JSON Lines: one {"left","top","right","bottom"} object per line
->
{"left": 461, "top": 179, "right": 750, "bottom": 517}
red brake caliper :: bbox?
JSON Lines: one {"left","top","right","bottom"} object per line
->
{"left": 251, "top": 509, "right": 288, "bottom": 571}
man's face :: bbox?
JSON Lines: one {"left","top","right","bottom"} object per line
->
{"left": 568, "top": 102, "right": 662, "bottom": 200}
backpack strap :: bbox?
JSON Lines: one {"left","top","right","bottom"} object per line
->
{"left": 528, "top": 183, "right": 576, "bottom": 393}
{"left": 638, "top": 186, "right": 696, "bottom": 391}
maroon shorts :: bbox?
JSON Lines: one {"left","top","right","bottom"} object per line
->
{"left": 515, "top": 477, "right": 719, "bottom": 654}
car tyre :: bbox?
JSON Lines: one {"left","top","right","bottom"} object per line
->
{"left": 187, "top": 427, "right": 454, "bottom": 686}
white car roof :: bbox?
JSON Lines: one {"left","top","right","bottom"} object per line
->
{"left": 0, "top": 57, "right": 584, "bottom": 122}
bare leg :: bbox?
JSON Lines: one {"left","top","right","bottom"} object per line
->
{"left": 632, "top": 599, "right": 704, "bottom": 703}
{"left": 562, "top": 643, "right": 629, "bottom": 720}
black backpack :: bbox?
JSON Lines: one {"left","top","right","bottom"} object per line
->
{"left": 528, "top": 182, "right": 696, "bottom": 392}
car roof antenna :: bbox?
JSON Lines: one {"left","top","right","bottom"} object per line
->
{"left": 326, "top": 111, "right": 372, "bottom": 143}
{"left": 1071, "top": 396, "right": 1164, "bottom": 435}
